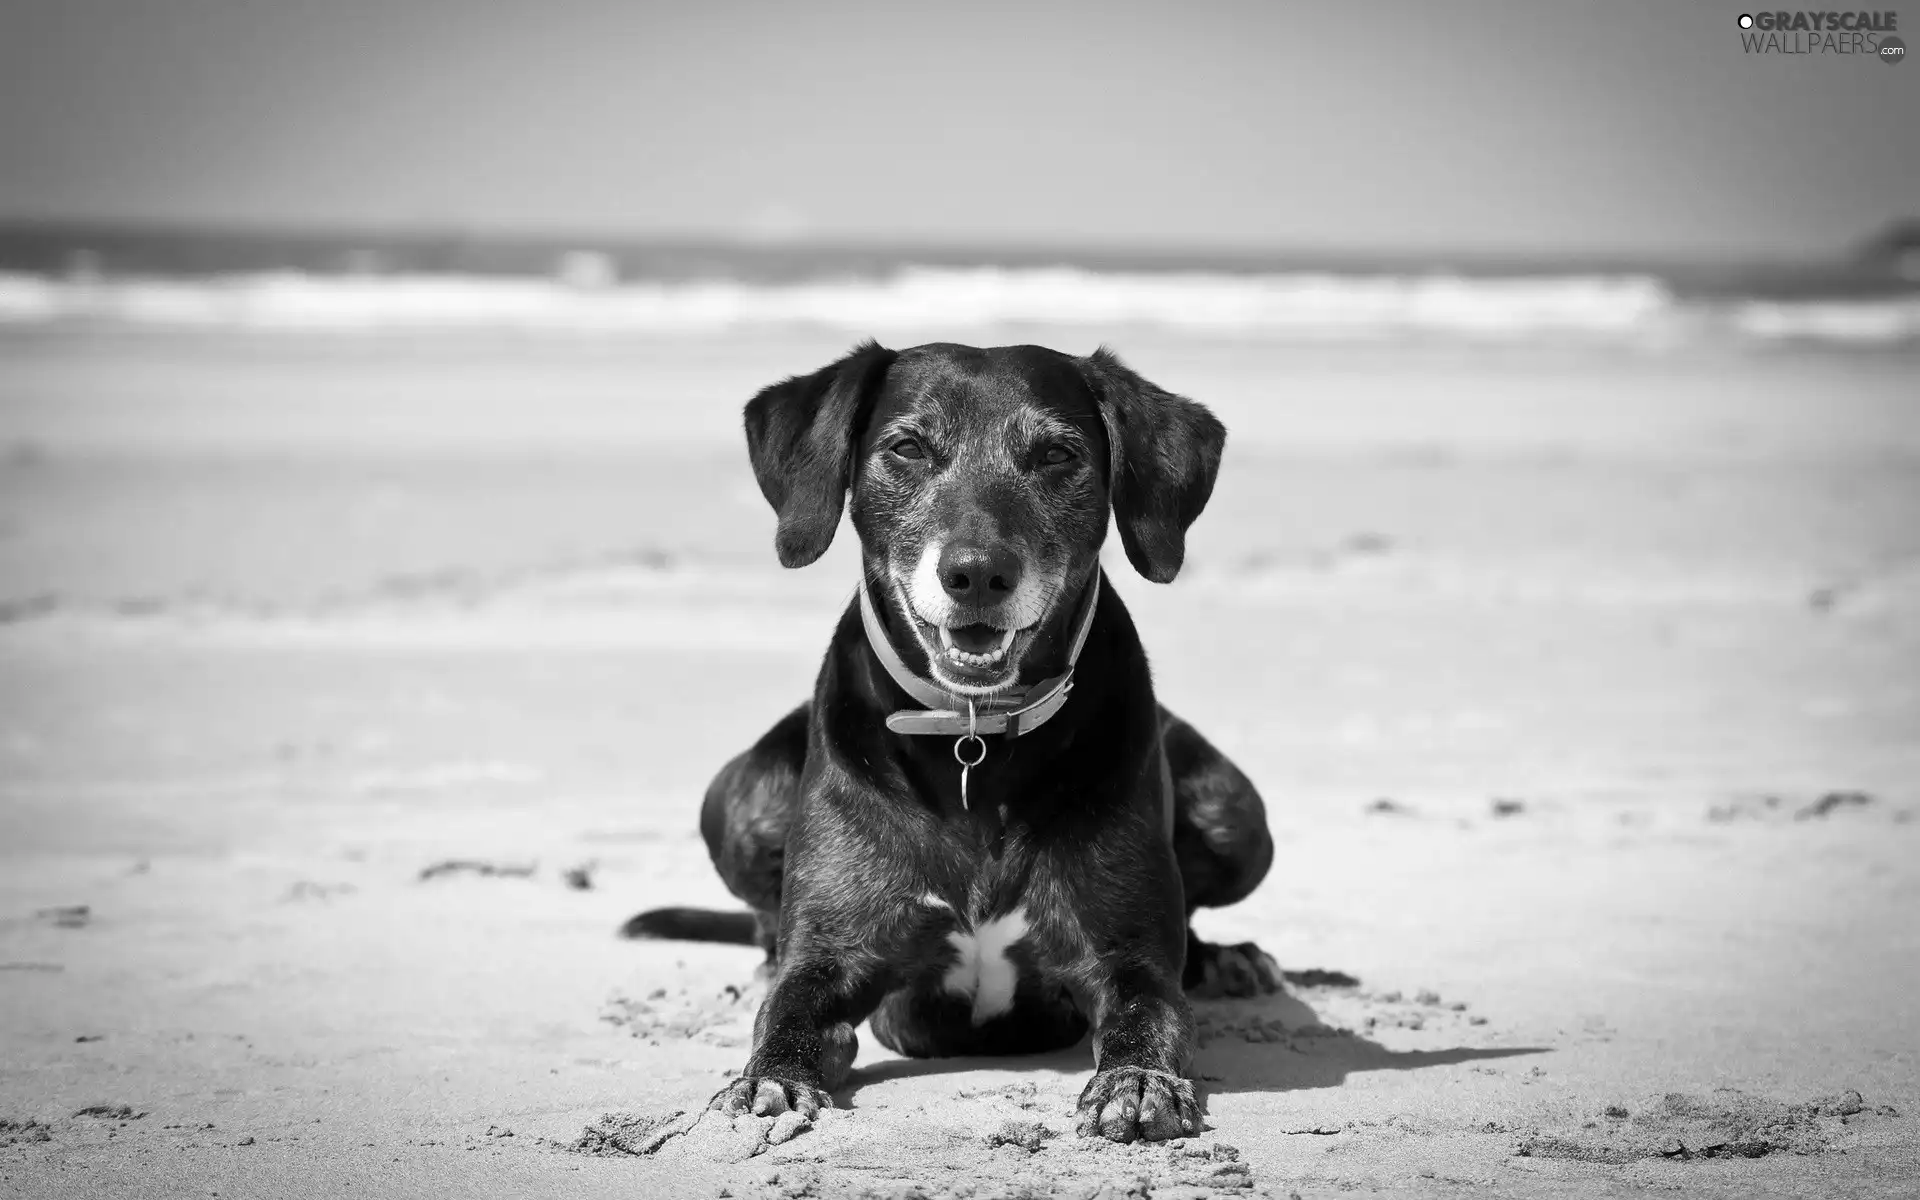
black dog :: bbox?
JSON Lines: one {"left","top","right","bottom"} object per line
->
{"left": 626, "top": 342, "right": 1276, "bottom": 1143}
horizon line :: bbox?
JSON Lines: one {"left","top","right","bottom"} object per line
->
{"left": 2, "top": 215, "right": 1912, "bottom": 274}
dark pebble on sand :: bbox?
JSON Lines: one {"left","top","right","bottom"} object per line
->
{"left": 1797, "top": 791, "right": 1874, "bottom": 820}
{"left": 35, "top": 905, "right": 91, "bottom": 928}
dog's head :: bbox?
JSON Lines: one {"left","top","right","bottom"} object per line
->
{"left": 744, "top": 341, "right": 1224, "bottom": 696}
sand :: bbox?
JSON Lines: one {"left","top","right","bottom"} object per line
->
{"left": 1, "top": 327, "right": 1917, "bottom": 1198}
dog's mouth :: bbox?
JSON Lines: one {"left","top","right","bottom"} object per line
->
{"left": 890, "top": 584, "right": 1038, "bottom": 692}
{"left": 923, "top": 618, "right": 1033, "bottom": 690}
{"left": 936, "top": 622, "right": 1021, "bottom": 669}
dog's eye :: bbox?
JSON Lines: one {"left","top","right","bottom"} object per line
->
{"left": 890, "top": 438, "right": 926, "bottom": 460}
{"left": 1041, "top": 444, "right": 1076, "bottom": 466}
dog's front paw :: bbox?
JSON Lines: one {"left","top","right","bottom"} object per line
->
{"left": 1075, "top": 1067, "right": 1199, "bottom": 1143}
{"left": 709, "top": 1074, "right": 831, "bottom": 1120}
{"left": 1186, "top": 940, "right": 1282, "bottom": 998}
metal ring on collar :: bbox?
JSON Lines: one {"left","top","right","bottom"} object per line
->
{"left": 953, "top": 734, "right": 987, "bottom": 767}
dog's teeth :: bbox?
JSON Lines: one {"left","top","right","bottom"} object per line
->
{"left": 946, "top": 639, "right": 1010, "bottom": 667}
{"left": 937, "top": 625, "right": 1026, "bottom": 670}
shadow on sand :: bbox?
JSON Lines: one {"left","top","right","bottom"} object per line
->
{"left": 838, "top": 981, "right": 1548, "bottom": 1107}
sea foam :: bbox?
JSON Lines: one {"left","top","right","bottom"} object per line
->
{"left": 0, "top": 266, "right": 1914, "bottom": 346}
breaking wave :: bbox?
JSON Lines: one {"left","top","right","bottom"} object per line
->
{"left": 0, "top": 266, "right": 1915, "bottom": 346}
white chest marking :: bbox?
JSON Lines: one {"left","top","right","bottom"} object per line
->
{"left": 941, "top": 907, "right": 1029, "bottom": 1025}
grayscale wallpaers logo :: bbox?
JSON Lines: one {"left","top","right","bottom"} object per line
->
{"left": 1736, "top": 11, "right": 1905, "bottom": 59}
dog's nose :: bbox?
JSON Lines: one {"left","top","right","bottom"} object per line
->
{"left": 937, "top": 542, "right": 1022, "bottom": 607}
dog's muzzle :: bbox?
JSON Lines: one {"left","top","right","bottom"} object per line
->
{"left": 858, "top": 571, "right": 1102, "bottom": 740}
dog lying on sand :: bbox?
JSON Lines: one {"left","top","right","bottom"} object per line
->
{"left": 627, "top": 342, "right": 1277, "bottom": 1142}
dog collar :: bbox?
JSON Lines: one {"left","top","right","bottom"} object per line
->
{"left": 857, "top": 569, "right": 1102, "bottom": 740}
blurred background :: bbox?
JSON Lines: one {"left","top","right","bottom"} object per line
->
{"left": 0, "top": 3, "right": 1917, "bottom": 1190}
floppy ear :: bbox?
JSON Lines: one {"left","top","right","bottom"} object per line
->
{"left": 1078, "top": 347, "right": 1226, "bottom": 584}
{"left": 743, "top": 340, "right": 897, "bottom": 567}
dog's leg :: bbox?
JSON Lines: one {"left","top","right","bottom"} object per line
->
{"left": 1161, "top": 707, "right": 1283, "bottom": 997}
{"left": 692, "top": 704, "right": 807, "bottom": 973}
{"left": 1073, "top": 961, "right": 1201, "bottom": 1143}
{"left": 709, "top": 943, "right": 889, "bottom": 1117}
{"left": 1163, "top": 706, "right": 1272, "bottom": 909}
{"left": 622, "top": 705, "right": 805, "bottom": 970}
{"left": 702, "top": 703, "right": 807, "bottom": 906}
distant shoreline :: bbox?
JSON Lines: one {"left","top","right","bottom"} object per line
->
{"left": 1, "top": 220, "right": 1916, "bottom": 301}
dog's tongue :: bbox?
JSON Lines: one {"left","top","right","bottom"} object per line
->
{"left": 949, "top": 624, "right": 1001, "bottom": 654}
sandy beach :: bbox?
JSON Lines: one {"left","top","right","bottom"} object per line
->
{"left": 2, "top": 326, "right": 1916, "bottom": 1198}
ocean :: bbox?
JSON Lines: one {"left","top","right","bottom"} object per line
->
{"left": 0, "top": 223, "right": 1915, "bottom": 347}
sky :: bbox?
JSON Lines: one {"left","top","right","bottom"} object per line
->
{"left": 0, "top": 0, "right": 1915, "bottom": 257}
